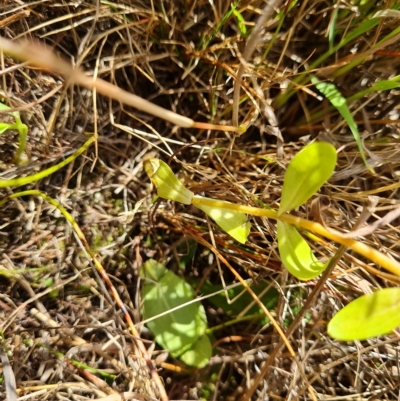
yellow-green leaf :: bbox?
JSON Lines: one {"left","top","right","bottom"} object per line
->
{"left": 195, "top": 196, "right": 251, "bottom": 244}
{"left": 144, "top": 158, "right": 193, "bottom": 205}
{"left": 279, "top": 142, "right": 336, "bottom": 216}
{"left": 328, "top": 288, "right": 400, "bottom": 341}
{"left": 277, "top": 221, "right": 328, "bottom": 280}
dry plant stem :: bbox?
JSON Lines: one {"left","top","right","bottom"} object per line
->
{"left": 232, "top": 0, "right": 285, "bottom": 126}
{"left": 0, "top": 191, "right": 169, "bottom": 401}
{"left": 240, "top": 245, "right": 347, "bottom": 401}
{"left": 191, "top": 196, "right": 400, "bottom": 277}
{"left": 0, "top": 37, "right": 243, "bottom": 133}
{"left": 185, "top": 224, "right": 317, "bottom": 401}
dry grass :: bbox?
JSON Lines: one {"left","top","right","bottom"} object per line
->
{"left": 1, "top": 1, "right": 400, "bottom": 400}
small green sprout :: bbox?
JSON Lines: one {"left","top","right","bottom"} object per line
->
{"left": 0, "top": 100, "right": 29, "bottom": 164}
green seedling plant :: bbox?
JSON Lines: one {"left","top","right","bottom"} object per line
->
{"left": 0, "top": 99, "right": 29, "bottom": 164}
{"left": 145, "top": 141, "right": 400, "bottom": 342}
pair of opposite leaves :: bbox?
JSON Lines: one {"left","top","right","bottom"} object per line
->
{"left": 145, "top": 141, "right": 337, "bottom": 281}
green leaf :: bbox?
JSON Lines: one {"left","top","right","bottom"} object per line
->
{"left": 140, "top": 260, "right": 209, "bottom": 359}
{"left": 179, "top": 335, "right": 212, "bottom": 368}
{"left": 277, "top": 221, "right": 328, "bottom": 280}
{"left": 195, "top": 196, "right": 251, "bottom": 244}
{"left": 278, "top": 142, "right": 337, "bottom": 215}
{"left": 311, "top": 77, "right": 373, "bottom": 173}
{"left": 144, "top": 159, "right": 194, "bottom": 205}
{"left": 328, "top": 288, "right": 400, "bottom": 341}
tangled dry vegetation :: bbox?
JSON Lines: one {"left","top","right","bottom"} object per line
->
{"left": 1, "top": 1, "right": 400, "bottom": 400}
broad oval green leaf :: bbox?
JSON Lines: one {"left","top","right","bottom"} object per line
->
{"left": 179, "top": 335, "right": 212, "bottom": 368}
{"left": 277, "top": 221, "right": 328, "bottom": 280}
{"left": 144, "top": 159, "right": 194, "bottom": 205}
{"left": 278, "top": 142, "right": 336, "bottom": 215}
{"left": 195, "top": 196, "right": 251, "bottom": 244}
{"left": 140, "top": 260, "right": 208, "bottom": 360}
{"left": 328, "top": 288, "right": 400, "bottom": 341}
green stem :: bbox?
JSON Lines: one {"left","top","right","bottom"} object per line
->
{"left": 0, "top": 134, "right": 96, "bottom": 188}
{"left": 191, "top": 195, "right": 400, "bottom": 277}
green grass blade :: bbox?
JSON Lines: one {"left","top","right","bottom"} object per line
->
{"left": 14, "top": 118, "right": 28, "bottom": 165}
{"left": 297, "top": 75, "right": 400, "bottom": 126}
{"left": 331, "top": 23, "right": 400, "bottom": 79}
{"left": 231, "top": 4, "right": 247, "bottom": 36}
{"left": 273, "top": 2, "right": 400, "bottom": 108}
{"left": 328, "top": 6, "right": 339, "bottom": 50}
{"left": 311, "top": 76, "right": 373, "bottom": 173}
